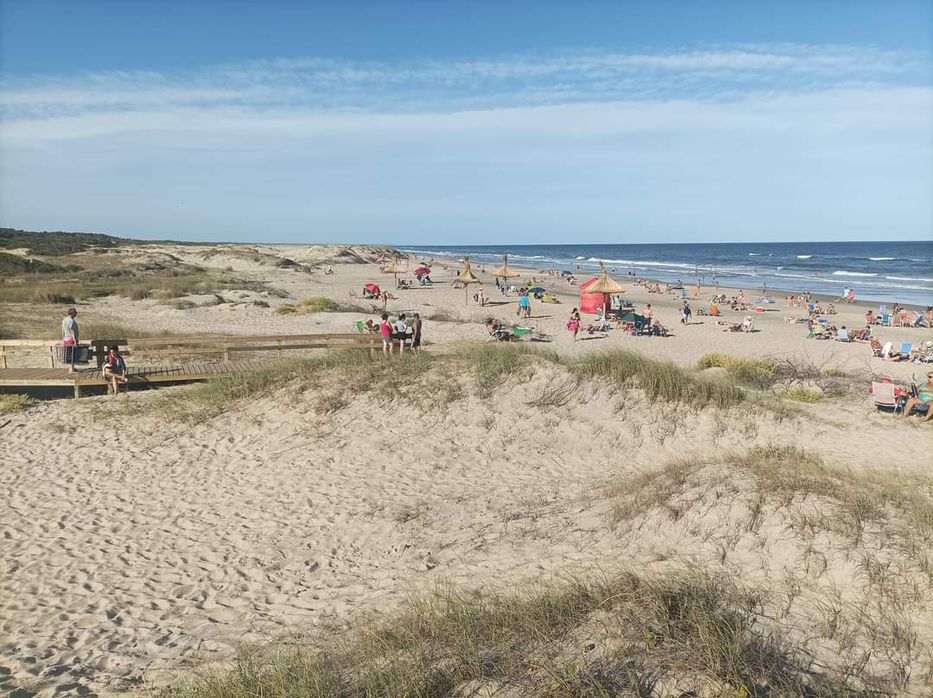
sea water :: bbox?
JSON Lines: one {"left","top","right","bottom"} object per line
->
{"left": 401, "top": 241, "right": 933, "bottom": 307}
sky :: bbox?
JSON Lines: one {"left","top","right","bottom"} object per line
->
{"left": 1, "top": 0, "right": 931, "bottom": 245}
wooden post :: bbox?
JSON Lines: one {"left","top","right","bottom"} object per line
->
{"left": 0, "top": 345, "right": 6, "bottom": 369}
{"left": 50, "top": 346, "right": 56, "bottom": 368}
{"left": 73, "top": 384, "right": 81, "bottom": 399}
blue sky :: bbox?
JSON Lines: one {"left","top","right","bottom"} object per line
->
{"left": 1, "top": 0, "right": 931, "bottom": 244}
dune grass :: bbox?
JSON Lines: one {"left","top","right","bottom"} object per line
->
{"left": 0, "top": 272, "right": 240, "bottom": 304}
{"left": 133, "top": 344, "right": 752, "bottom": 423}
{"left": 781, "top": 386, "right": 824, "bottom": 402}
{"left": 0, "top": 393, "right": 30, "bottom": 414}
{"left": 163, "top": 571, "right": 873, "bottom": 698}
{"left": 573, "top": 349, "right": 745, "bottom": 407}
{"left": 697, "top": 353, "right": 775, "bottom": 389}
{"left": 610, "top": 444, "right": 933, "bottom": 556}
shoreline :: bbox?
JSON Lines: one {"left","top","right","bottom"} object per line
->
{"left": 399, "top": 247, "right": 933, "bottom": 310}
{"left": 406, "top": 250, "right": 930, "bottom": 313}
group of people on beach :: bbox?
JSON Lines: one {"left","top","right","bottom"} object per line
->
{"left": 372, "top": 312, "right": 423, "bottom": 355}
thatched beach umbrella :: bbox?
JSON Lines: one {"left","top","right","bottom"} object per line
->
{"left": 584, "top": 262, "right": 626, "bottom": 314}
{"left": 383, "top": 256, "right": 406, "bottom": 285}
{"left": 490, "top": 254, "right": 521, "bottom": 282}
{"left": 453, "top": 257, "right": 482, "bottom": 304}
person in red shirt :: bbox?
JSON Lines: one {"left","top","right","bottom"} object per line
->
{"left": 103, "top": 347, "right": 128, "bottom": 393}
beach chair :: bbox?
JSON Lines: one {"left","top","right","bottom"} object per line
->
{"left": 880, "top": 313, "right": 890, "bottom": 326}
{"left": 835, "top": 328, "right": 850, "bottom": 342}
{"left": 871, "top": 382, "right": 900, "bottom": 413}
{"left": 354, "top": 320, "right": 366, "bottom": 334}
{"left": 899, "top": 342, "right": 912, "bottom": 358}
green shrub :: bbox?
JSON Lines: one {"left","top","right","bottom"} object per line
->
{"left": 274, "top": 303, "right": 296, "bottom": 315}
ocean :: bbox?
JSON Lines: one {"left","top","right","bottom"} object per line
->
{"left": 401, "top": 241, "right": 933, "bottom": 307}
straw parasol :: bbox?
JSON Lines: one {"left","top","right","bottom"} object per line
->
{"left": 490, "top": 254, "right": 521, "bottom": 282}
{"left": 453, "top": 256, "right": 482, "bottom": 303}
{"left": 383, "top": 256, "right": 406, "bottom": 285}
{"left": 584, "top": 262, "right": 626, "bottom": 313}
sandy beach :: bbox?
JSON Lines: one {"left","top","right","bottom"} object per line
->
{"left": 2, "top": 242, "right": 932, "bottom": 696}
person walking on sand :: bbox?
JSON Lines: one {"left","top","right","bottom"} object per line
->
{"left": 379, "top": 313, "right": 393, "bottom": 355}
{"left": 681, "top": 299, "right": 692, "bottom": 325}
{"left": 567, "top": 308, "right": 581, "bottom": 341}
{"left": 61, "top": 307, "right": 80, "bottom": 372}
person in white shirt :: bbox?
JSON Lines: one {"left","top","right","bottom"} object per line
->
{"left": 61, "top": 307, "right": 80, "bottom": 372}
{"left": 394, "top": 314, "right": 409, "bottom": 354}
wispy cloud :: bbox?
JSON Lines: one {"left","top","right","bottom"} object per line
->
{"left": 2, "top": 43, "right": 928, "bottom": 120}
{"left": 1, "top": 43, "right": 930, "bottom": 242}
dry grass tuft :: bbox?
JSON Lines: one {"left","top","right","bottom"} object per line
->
{"left": 574, "top": 350, "right": 745, "bottom": 408}
{"left": 163, "top": 571, "right": 874, "bottom": 698}
{"left": 0, "top": 393, "right": 31, "bottom": 414}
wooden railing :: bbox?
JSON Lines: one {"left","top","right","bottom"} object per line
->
{"left": 0, "top": 333, "right": 379, "bottom": 369}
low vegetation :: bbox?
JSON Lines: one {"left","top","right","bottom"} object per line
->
{"left": 781, "top": 386, "right": 824, "bottom": 402}
{"left": 697, "top": 353, "right": 775, "bottom": 389}
{"left": 575, "top": 349, "right": 745, "bottom": 407}
{"left": 164, "top": 570, "right": 876, "bottom": 698}
{"left": 0, "top": 252, "right": 78, "bottom": 275}
{"left": 0, "top": 393, "right": 31, "bottom": 414}
{"left": 0, "top": 228, "right": 125, "bottom": 256}
{"left": 605, "top": 445, "right": 933, "bottom": 693}
{"left": 0, "top": 272, "right": 242, "bottom": 304}
{"left": 274, "top": 297, "right": 339, "bottom": 315}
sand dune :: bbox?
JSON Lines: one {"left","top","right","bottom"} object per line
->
{"left": 2, "top": 350, "right": 931, "bottom": 695}
{"left": 2, "top": 246, "right": 932, "bottom": 695}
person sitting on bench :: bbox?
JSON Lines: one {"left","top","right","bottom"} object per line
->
{"left": 102, "top": 347, "right": 129, "bottom": 393}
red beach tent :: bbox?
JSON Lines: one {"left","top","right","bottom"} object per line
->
{"left": 579, "top": 277, "right": 603, "bottom": 314}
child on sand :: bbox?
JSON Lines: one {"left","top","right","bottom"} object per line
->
{"left": 567, "top": 308, "right": 581, "bottom": 340}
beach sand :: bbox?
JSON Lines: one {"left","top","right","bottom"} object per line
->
{"left": 2, "top": 243, "right": 932, "bottom": 695}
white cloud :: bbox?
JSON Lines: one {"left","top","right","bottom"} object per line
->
{"left": 1, "top": 43, "right": 930, "bottom": 242}
{"left": 2, "top": 43, "right": 927, "bottom": 118}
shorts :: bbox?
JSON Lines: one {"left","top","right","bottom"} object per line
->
{"left": 916, "top": 402, "right": 931, "bottom": 413}
{"left": 381, "top": 336, "right": 391, "bottom": 346}
{"left": 411, "top": 335, "right": 421, "bottom": 348}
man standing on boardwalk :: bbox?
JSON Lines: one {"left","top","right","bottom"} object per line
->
{"left": 61, "top": 307, "right": 79, "bottom": 373}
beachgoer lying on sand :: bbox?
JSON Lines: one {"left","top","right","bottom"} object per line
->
{"left": 102, "top": 347, "right": 128, "bottom": 393}
{"left": 881, "top": 341, "right": 903, "bottom": 361}
{"left": 650, "top": 318, "right": 669, "bottom": 336}
{"left": 900, "top": 372, "right": 933, "bottom": 422}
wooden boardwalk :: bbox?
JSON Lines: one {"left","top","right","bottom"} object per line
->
{"left": 0, "top": 361, "right": 264, "bottom": 397}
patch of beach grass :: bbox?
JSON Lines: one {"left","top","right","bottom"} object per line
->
{"left": 0, "top": 393, "right": 31, "bottom": 414}
{"left": 274, "top": 303, "right": 297, "bottom": 315}
{"left": 163, "top": 571, "right": 875, "bottom": 698}
{"left": 781, "top": 386, "right": 824, "bottom": 402}
{"left": 0, "top": 272, "right": 243, "bottom": 304}
{"left": 574, "top": 349, "right": 745, "bottom": 408}
{"left": 697, "top": 353, "right": 775, "bottom": 389}
{"left": 297, "top": 297, "right": 338, "bottom": 313}
{"left": 609, "top": 444, "right": 933, "bottom": 558}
